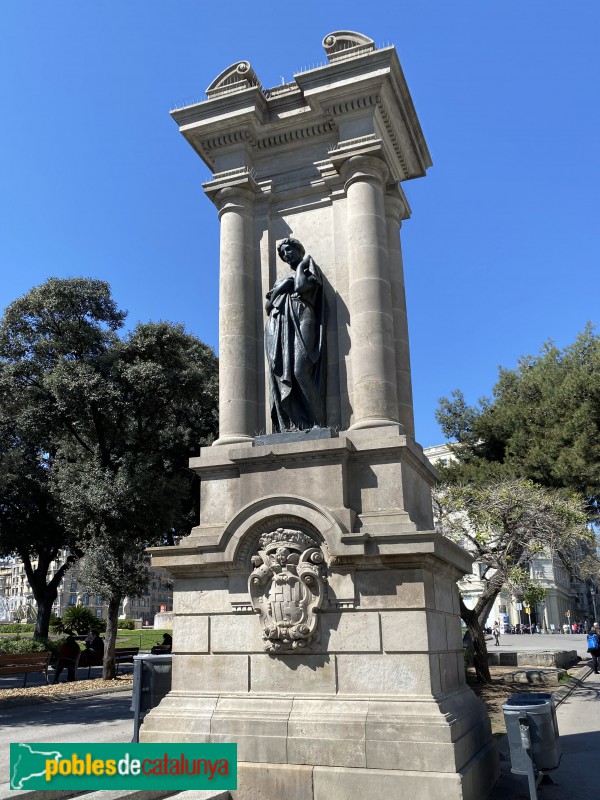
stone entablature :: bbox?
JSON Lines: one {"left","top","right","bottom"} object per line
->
{"left": 172, "top": 43, "right": 431, "bottom": 184}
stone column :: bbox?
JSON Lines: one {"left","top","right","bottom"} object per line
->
{"left": 341, "top": 156, "right": 399, "bottom": 430}
{"left": 385, "top": 193, "right": 415, "bottom": 439}
{"left": 212, "top": 185, "right": 257, "bottom": 446}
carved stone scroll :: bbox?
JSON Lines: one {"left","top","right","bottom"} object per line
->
{"left": 249, "top": 528, "right": 326, "bottom": 653}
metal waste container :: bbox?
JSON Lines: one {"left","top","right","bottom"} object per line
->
{"left": 502, "top": 693, "right": 561, "bottom": 775}
{"left": 131, "top": 653, "right": 172, "bottom": 742}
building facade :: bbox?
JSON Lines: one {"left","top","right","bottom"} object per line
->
{"left": 0, "top": 552, "right": 173, "bottom": 626}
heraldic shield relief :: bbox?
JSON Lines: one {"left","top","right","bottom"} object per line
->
{"left": 248, "top": 527, "right": 327, "bottom": 653}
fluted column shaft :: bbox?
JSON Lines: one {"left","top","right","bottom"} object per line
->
{"left": 385, "top": 194, "right": 415, "bottom": 439}
{"left": 341, "top": 156, "right": 399, "bottom": 430}
{"left": 213, "top": 186, "right": 257, "bottom": 445}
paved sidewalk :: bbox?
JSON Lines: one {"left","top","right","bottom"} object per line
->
{"left": 490, "top": 668, "right": 600, "bottom": 799}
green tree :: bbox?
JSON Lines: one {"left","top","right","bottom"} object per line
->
{"left": 436, "top": 326, "right": 600, "bottom": 518}
{"left": 0, "top": 279, "right": 218, "bottom": 676}
{"left": 434, "top": 479, "right": 590, "bottom": 683}
{"left": 51, "top": 319, "right": 218, "bottom": 677}
{"left": 0, "top": 278, "right": 123, "bottom": 638}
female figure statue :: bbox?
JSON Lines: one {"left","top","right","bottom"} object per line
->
{"left": 265, "top": 238, "right": 326, "bottom": 432}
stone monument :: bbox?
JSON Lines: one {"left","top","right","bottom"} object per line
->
{"left": 143, "top": 30, "right": 498, "bottom": 800}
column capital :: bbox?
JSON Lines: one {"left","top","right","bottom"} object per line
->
{"left": 339, "top": 155, "right": 389, "bottom": 191}
{"left": 203, "top": 169, "right": 258, "bottom": 211}
{"left": 214, "top": 185, "right": 256, "bottom": 219}
{"left": 384, "top": 190, "right": 410, "bottom": 225}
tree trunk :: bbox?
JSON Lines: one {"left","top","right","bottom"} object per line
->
{"left": 33, "top": 595, "right": 54, "bottom": 640}
{"left": 460, "top": 599, "right": 492, "bottom": 683}
{"left": 23, "top": 549, "right": 80, "bottom": 639}
{"left": 103, "top": 594, "right": 122, "bottom": 680}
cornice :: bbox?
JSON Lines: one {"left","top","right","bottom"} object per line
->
{"left": 256, "top": 120, "right": 336, "bottom": 151}
{"left": 171, "top": 42, "right": 431, "bottom": 184}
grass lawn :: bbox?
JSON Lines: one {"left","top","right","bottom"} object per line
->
{"left": 0, "top": 628, "right": 171, "bottom": 653}
{"left": 114, "top": 628, "right": 171, "bottom": 652}
{"left": 114, "top": 628, "right": 173, "bottom": 650}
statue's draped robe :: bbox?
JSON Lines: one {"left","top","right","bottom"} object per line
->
{"left": 265, "top": 256, "right": 326, "bottom": 432}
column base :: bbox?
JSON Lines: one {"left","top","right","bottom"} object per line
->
{"left": 212, "top": 434, "right": 254, "bottom": 447}
{"left": 348, "top": 417, "right": 404, "bottom": 432}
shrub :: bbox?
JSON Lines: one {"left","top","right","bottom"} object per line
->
{"left": 49, "top": 614, "right": 64, "bottom": 634}
{"left": 61, "top": 606, "right": 107, "bottom": 635}
{"left": 0, "top": 636, "right": 60, "bottom": 656}
{"left": 0, "top": 623, "right": 36, "bottom": 633}
{"left": 117, "top": 619, "right": 135, "bottom": 630}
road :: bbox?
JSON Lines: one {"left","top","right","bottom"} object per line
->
{"left": 490, "top": 631, "right": 591, "bottom": 658}
{"left": 0, "top": 689, "right": 133, "bottom": 798}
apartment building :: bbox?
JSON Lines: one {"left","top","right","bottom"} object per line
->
{"left": 0, "top": 551, "right": 172, "bottom": 626}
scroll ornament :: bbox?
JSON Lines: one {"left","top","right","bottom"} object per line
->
{"left": 249, "top": 528, "right": 326, "bottom": 653}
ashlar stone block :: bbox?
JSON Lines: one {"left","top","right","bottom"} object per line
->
{"left": 433, "top": 573, "right": 455, "bottom": 613}
{"left": 250, "top": 654, "right": 336, "bottom": 694}
{"left": 211, "top": 697, "right": 292, "bottom": 764}
{"left": 235, "top": 762, "right": 314, "bottom": 800}
{"left": 174, "top": 577, "right": 231, "bottom": 614}
{"left": 287, "top": 699, "right": 368, "bottom": 767}
{"left": 172, "top": 615, "right": 209, "bottom": 653}
{"left": 211, "top": 614, "right": 264, "bottom": 653}
{"left": 322, "top": 611, "right": 381, "bottom": 653}
{"left": 357, "top": 568, "right": 431, "bottom": 609}
{"left": 172, "top": 655, "right": 248, "bottom": 693}
{"left": 336, "top": 653, "right": 432, "bottom": 695}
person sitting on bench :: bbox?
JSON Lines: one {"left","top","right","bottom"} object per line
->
{"left": 79, "top": 629, "right": 104, "bottom": 668}
{"left": 53, "top": 630, "right": 81, "bottom": 683}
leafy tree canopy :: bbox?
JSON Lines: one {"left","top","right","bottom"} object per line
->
{"left": 436, "top": 326, "right": 600, "bottom": 517}
{"left": 0, "top": 278, "right": 218, "bottom": 646}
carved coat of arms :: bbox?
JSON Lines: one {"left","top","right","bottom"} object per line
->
{"left": 249, "top": 528, "right": 326, "bottom": 653}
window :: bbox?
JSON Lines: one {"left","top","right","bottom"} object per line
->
{"left": 70, "top": 582, "right": 77, "bottom": 592}
{"left": 95, "top": 596, "right": 102, "bottom": 605}
{"left": 69, "top": 594, "right": 77, "bottom": 606}
{"left": 95, "top": 609, "right": 103, "bottom": 618}
{"left": 83, "top": 595, "right": 89, "bottom": 605}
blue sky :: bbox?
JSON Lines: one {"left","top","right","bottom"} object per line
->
{"left": 1, "top": 1, "right": 598, "bottom": 447}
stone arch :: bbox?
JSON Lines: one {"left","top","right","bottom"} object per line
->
{"left": 218, "top": 494, "right": 347, "bottom": 569}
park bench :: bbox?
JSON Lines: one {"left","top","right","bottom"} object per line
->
{"left": 0, "top": 652, "right": 51, "bottom": 687}
{"left": 114, "top": 646, "right": 139, "bottom": 674}
{"left": 79, "top": 646, "right": 140, "bottom": 678}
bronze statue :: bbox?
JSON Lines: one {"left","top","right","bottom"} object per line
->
{"left": 265, "top": 238, "right": 326, "bottom": 432}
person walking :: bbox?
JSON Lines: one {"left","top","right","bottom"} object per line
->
{"left": 492, "top": 621, "right": 500, "bottom": 646}
{"left": 587, "top": 624, "right": 600, "bottom": 674}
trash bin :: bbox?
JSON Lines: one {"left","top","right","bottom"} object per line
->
{"left": 502, "top": 692, "right": 561, "bottom": 775}
{"left": 131, "top": 653, "right": 172, "bottom": 742}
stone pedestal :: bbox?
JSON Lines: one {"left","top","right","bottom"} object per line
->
{"left": 145, "top": 429, "right": 498, "bottom": 798}
{"left": 145, "top": 30, "right": 498, "bottom": 800}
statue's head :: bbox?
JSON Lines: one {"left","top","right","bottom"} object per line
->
{"left": 277, "top": 237, "right": 305, "bottom": 267}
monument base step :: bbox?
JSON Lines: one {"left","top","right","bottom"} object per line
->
{"left": 234, "top": 742, "right": 499, "bottom": 800}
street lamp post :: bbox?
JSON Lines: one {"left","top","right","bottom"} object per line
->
{"left": 591, "top": 581, "right": 598, "bottom": 625}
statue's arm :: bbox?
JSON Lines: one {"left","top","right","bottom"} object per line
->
{"left": 266, "top": 276, "right": 294, "bottom": 313}
{"left": 294, "top": 256, "right": 319, "bottom": 296}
